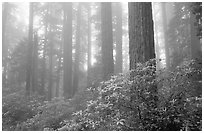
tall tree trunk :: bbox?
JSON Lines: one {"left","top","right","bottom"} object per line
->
{"left": 48, "top": 3, "right": 53, "bottom": 101}
{"left": 63, "top": 3, "right": 73, "bottom": 99}
{"left": 73, "top": 3, "right": 82, "bottom": 96}
{"left": 55, "top": 40, "right": 63, "bottom": 97}
{"left": 2, "top": 2, "right": 9, "bottom": 88}
{"left": 114, "top": 2, "right": 123, "bottom": 74}
{"left": 101, "top": 2, "right": 114, "bottom": 80}
{"left": 161, "top": 2, "right": 170, "bottom": 69}
{"left": 41, "top": 19, "right": 48, "bottom": 95}
{"left": 32, "top": 33, "right": 38, "bottom": 93}
{"left": 26, "top": 3, "right": 34, "bottom": 96}
{"left": 87, "top": 4, "right": 92, "bottom": 86}
{"left": 128, "top": 3, "right": 157, "bottom": 121}
{"left": 129, "top": 2, "right": 155, "bottom": 70}
{"left": 48, "top": 37, "right": 53, "bottom": 101}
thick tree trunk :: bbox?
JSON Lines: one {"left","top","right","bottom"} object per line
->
{"left": 101, "top": 2, "right": 114, "bottom": 80}
{"left": 115, "top": 2, "right": 123, "bottom": 74}
{"left": 128, "top": 3, "right": 157, "bottom": 115}
{"left": 161, "top": 2, "right": 170, "bottom": 69}
{"left": 129, "top": 2, "right": 155, "bottom": 70}
{"left": 63, "top": 3, "right": 73, "bottom": 99}
{"left": 73, "top": 3, "right": 82, "bottom": 96}
{"left": 26, "top": 3, "right": 34, "bottom": 96}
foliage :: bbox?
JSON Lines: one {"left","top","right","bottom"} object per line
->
{"left": 2, "top": 59, "right": 201, "bottom": 131}
{"left": 2, "top": 78, "right": 101, "bottom": 131}
{"left": 17, "top": 97, "right": 75, "bottom": 131}
{"left": 16, "top": 85, "right": 98, "bottom": 131}
{"left": 2, "top": 90, "right": 45, "bottom": 131}
{"left": 63, "top": 59, "right": 201, "bottom": 131}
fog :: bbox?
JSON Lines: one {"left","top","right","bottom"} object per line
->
{"left": 2, "top": 2, "right": 202, "bottom": 131}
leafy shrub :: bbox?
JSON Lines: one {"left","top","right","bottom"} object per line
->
{"left": 6, "top": 81, "right": 101, "bottom": 131}
{"left": 3, "top": 59, "right": 201, "bottom": 131}
{"left": 64, "top": 59, "right": 201, "bottom": 131}
{"left": 2, "top": 90, "right": 45, "bottom": 131}
{"left": 17, "top": 97, "right": 75, "bottom": 131}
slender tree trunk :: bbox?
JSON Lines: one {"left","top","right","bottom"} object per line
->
{"left": 161, "top": 2, "right": 170, "bottom": 69}
{"left": 48, "top": 40, "right": 53, "bottom": 100}
{"left": 55, "top": 41, "right": 63, "bottom": 97}
{"left": 63, "top": 3, "right": 73, "bottom": 99}
{"left": 87, "top": 4, "right": 92, "bottom": 86}
{"left": 101, "top": 2, "right": 114, "bottom": 80}
{"left": 41, "top": 20, "right": 48, "bottom": 95}
{"left": 129, "top": 2, "right": 155, "bottom": 70}
{"left": 115, "top": 2, "right": 123, "bottom": 74}
{"left": 26, "top": 3, "right": 34, "bottom": 96}
{"left": 2, "top": 2, "right": 9, "bottom": 88}
{"left": 73, "top": 4, "right": 82, "bottom": 96}
{"left": 48, "top": 3, "right": 53, "bottom": 101}
{"left": 32, "top": 33, "right": 38, "bottom": 93}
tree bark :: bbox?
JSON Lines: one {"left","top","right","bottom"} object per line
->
{"left": 129, "top": 2, "right": 155, "bottom": 70}
{"left": 128, "top": 2, "right": 157, "bottom": 110}
{"left": 101, "top": 2, "right": 114, "bottom": 80}
{"left": 63, "top": 3, "right": 73, "bottom": 99}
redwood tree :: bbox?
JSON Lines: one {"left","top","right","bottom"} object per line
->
{"left": 129, "top": 2, "right": 155, "bottom": 70}
{"left": 26, "top": 3, "right": 34, "bottom": 96}
{"left": 63, "top": 3, "right": 73, "bottom": 99}
{"left": 73, "top": 3, "right": 82, "bottom": 96}
{"left": 101, "top": 2, "right": 114, "bottom": 80}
